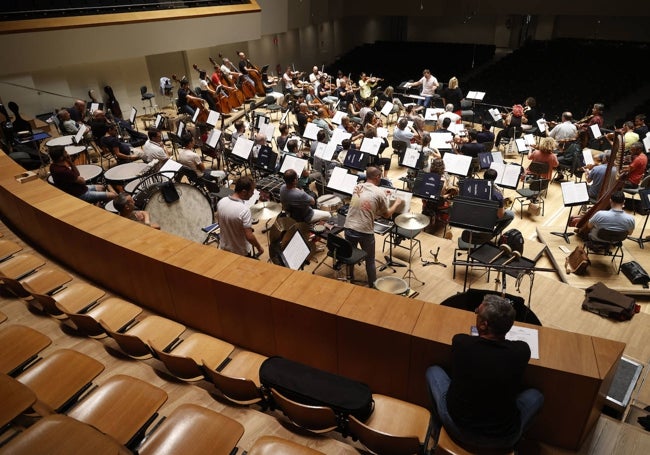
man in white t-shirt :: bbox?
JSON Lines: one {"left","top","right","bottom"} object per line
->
{"left": 177, "top": 134, "right": 225, "bottom": 182}
{"left": 142, "top": 129, "right": 171, "bottom": 163}
{"left": 217, "top": 176, "right": 264, "bottom": 257}
{"left": 406, "top": 69, "right": 439, "bottom": 108}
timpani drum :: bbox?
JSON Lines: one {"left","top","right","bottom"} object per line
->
{"left": 45, "top": 135, "right": 74, "bottom": 148}
{"left": 103, "top": 162, "right": 149, "bottom": 189}
{"left": 64, "top": 145, "right": 87, "bottom": 162}
{"left": 316, "top": 194, "right": 342, "bottom": 214}
{"left": 374, "top": 276, "right": 409, "bottom": 295}
{"left": 104, "top": 200, "right": 118, "bottom": 214}
{"left": 144, "top": 182, "right": 213, "bottom": 244}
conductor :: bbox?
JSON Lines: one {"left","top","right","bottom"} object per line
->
{"left": 344, "top": 166, "right": 403, "bottom": 287}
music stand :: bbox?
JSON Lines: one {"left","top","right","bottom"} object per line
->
{"left": 551, "top": 181, "right": 590, "bottom": 243}
{"left": 627, "top": 188, "right": 650, "bottom": 249}
{"left": 343, "top": 149, "right": 369, "bottom": 172}
{"left": 442, "top": 153, "right": 472, "bottom": 178}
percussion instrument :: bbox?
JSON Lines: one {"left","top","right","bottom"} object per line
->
{"left": 316, "top": 194, "right": 342, "bottom": 214}
{"left": 394, "top": 212, "right": 429, "bottom": 230}
{"left": 104, "top": 200, "right": 118, "bottom": 214}
{"left": 374, "top": 276, "right": 409, "bottom": 295}
{"left": 144, "top": 182, "right": 213, "bottom": 244}
{"left": 47, "top": 164, "right": 103, "bottom": 185}
{"left": 103, "top": 162, "right": 149, "bottom": 188}
{"left": 250, "top": 201, "right": 282, "bottom": 220}
{"left": 256, "top": 175, "right": 284, "bottom": 201}
{"left": 45, "top": 135, "right": 74, "bottom": 148}
{"left": 64, "top": 145, "right": 87, "bottom": 161}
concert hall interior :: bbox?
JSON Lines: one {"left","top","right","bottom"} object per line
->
{"left": 2, "top": 1, "right": 650, "bottom": 454}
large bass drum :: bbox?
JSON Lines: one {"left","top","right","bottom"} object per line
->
{"left": 144, "top": 182, "right": 213, "bottom": 244}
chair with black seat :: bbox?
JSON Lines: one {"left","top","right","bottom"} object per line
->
{"left": 460, "top": 99, "right": 475, "bottom": 126}
{"left": 584, "top": 228, "right": 628, "bottom": 274}
{"left": 311, "top": 233, "right": 367, "bottom": 282}
{"left": 453, "top": 230, "right": 498, "bottom": 279}
{"left": 515, "top": 161, "right": 550, "bottom": 218}
{"left": 623, "top": 174, "right": 650, "bottom": 214}
{"left": 270, "top": 387, "right": 339, "bottom": 434}
{"left": 140, "top": 86, "right": 156, "bottom": 114}
{"left": 392, "top": 139, "right": 408, "bottom": 162}
{"left": 383, "top": 225, "right": 423, "bottom": 262}
{"left": 347, "top": 394, "right": 432, "bottom": 455}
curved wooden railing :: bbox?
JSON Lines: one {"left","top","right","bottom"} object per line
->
{"left": 0, "top": 152, "right": 623, "bottom": 451}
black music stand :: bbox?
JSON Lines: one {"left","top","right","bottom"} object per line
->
{"left": 551, "top": 181, "right": 590, "bottom": 244}
{"left": 627, "top": 188, "right": 650, "bottom": 249}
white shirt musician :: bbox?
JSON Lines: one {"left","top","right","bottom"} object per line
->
{"left": 406, "top": 69, "right": 439, "bottom": 107}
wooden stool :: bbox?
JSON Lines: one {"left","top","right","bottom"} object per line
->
{"left": 435, "top": 427, "right": 514, "bottom": 455}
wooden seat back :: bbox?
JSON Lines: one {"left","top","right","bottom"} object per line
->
{"left": 270, "top": 387, "right": 338, "bottom": 434}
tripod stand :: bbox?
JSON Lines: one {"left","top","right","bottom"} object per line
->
{"left": 380, "top": 224, "right": 406, "bottom": 271}
{"left": 402, "top": 231, "right": 425, "bottom": 288}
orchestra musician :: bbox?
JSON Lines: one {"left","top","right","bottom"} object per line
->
{"left": 633, "top": 113, "right": 648, "bottom": 141}
{"left": 312, "top": 107, "right": 333, "bottom": 141}
{"left": 309, "top": 66, "right": 324, "bottom": 84}
{"left": 197, "top": 70, "right": 219, "bottom": 112}
{"left": 358, "top": 72, "right": 380, "bottom": 107}
{"left": 405, "top": 69, "right": 439, "bottom": 108}
{"left": 547, "top": 111, "right": 577, "bottom": 145}
{"left": 237, "top": 51, "right": 256, "bottom": 87}
{"left": 577, "top": 103, "right": 608, "bottom": 149}
{"left": 526, "top": 136, "right": 559, "bottom": 180}
{"left": 442, "top": 77, "right": 464, "bottom": 113}
{"left": 339, "top": 115, "right": 365, "bottom": 144}
{"left": 317, "top": 75, "right": 338, "bottom": 107}
{"left": 622, "top": 142, "right": 648, "bottom": 189}
{"left": 606, "top": 120, "right": 639, "bottom": 152}
{"left": 336, "top": 79, "right": 356, "bottom": 111}
{"left": 581, "top": 191, "right": 635, "bottom": 242}
{"left": 377, "top": 86, "right": 405, "bottom": 115}
{"left": 494, "top": 104, "right": 524, "bottom": 147}
{"left": 393, "top": 117, "right": 421, "bottom": 146}
{"left": 177, "top": 77, "right": 202, "bottom": 117}
{"left": 521, "top": 97, "right": 542, "bottom": 134}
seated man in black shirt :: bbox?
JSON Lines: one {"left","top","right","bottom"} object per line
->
{"left": 426, "top": 294, "right": 543, "bottom": 450}
{"left": 100, "top": 123, "right": 143, "bottom": 164}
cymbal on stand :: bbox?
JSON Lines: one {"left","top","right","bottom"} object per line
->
{"left": 394, "top": 212, "right": 429, "bottom": 230}
{"left": 250, "top": 201, "right": 282, "bottom": 220}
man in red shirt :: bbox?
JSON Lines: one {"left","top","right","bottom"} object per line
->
{"left": 624, "top": 142, "right": 648, "bottom": 188}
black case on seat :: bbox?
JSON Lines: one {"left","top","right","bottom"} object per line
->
{"left": 259, "top": 356, "right": 374, "bottom": 421}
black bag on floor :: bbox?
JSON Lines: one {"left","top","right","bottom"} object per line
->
{"left": 259, "top": 356, "right": 374, "bottom": 421}
{"left": 582, "top": 282, "right": 638, "bottom": 321}
{"left": 621, "top": 261, "right": 650, "bottom": 288}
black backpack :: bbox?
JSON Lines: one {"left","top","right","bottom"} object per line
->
{"left": 499, "top": 229, "right": 524, "bottom": 255}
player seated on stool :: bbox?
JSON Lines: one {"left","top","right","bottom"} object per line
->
{"left": 279, "top": 169, "right": 331, "bottom": 225}
{"left": 113, "top": 192, "right": 160, "bottom": 229}
{"left": 582, "top": 190, "right": 635, "bottom": 243}
{"left": 426, "top": 295, "right": 544, "bottom": 451}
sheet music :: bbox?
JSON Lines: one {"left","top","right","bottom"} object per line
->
{"left": 176, "top": 121, "right": 185, "bottom": 138}
{"left": 330, "top": 129, "right": 351, "bottom": 146}
{"left": 489, "top": 162, "right": 521, "bottom": 189}
{"left": 515, "top": 138, "right": 529, "bottom": 154}
{"left": 280, "top": 155, "right": 308, "bottom": 175}
{"left": 401, "top": 147, "right": 421, "bottom": 169}
{"left": 331, "top": 110, "right": 347, "bottom": 125}
{"left": 380, "top": 101, "right": 393, "bottom": 117}
{"left": 260, "top": 123, "right": 275, "bottom": 142}
{"left": 327, "top": 166, "right": 358, "bottom": 195}
{"left": 313, "top": 142, "right": 328, "bottom": 159}
{"left": 192, "top": 109, "right": 200, "bottom": 123}
{"left": 206, "top": 110, "right": 220, "bottom": 127}
{"left": 376, "top": 127, "right": 388, "bottom": 138}
{"left": 524, "top": 133, "right": 536, "bottom": 146}
{"left": 560, "top": 181, "right": 589, "bottom": 206}
{"left": 281, "top": 231, "right": 311, "bottom": 270}
{"left": 443, "top": 153, "right": 472, "bottom": 176}
{"left": 506, "top": 326, "right": 539, "bottom": 359}
{"left": 589, "top": 123, "right": 602, "bottom": 139}
{"left": 206, "top": 129, "right": 222, "bottom": 148}
{"left": 488, "top": 108, "right": 502, "bottom": 122}
{"left": 280, "top": 109, "right": 289, "bottom": 124}
{"left": 129, "top": 107, "right": 137, "bottom": 124}
{"left": 449, "top": 123, "right": 465, "bottom": 135}
{"left": 154, "top": 114, "right": 163, "bottom": 130}
{"left": 466, "top": 91, "right": 485, "bottom": 101}
{"left": 320, "top": 142, "right": 337, "bottom": 161}
{"left": 582, "top": 149, "right": 595, "bottom": 166}
{"left": 74, "top": 124, "right": 87, "bottom": 145}
{"left": 232, "top": 136, "right": 254, "bottom": 160}
{"left": 643, "top": 135, "right": 650, "bottom": 153}
{"left": 303, "top": 122, "right": 322, "bottom": 140}
{"left": 360, "top": 137, "right": 381, "bottom": 156}
{"left": 536, "top": 118, "right": 547, "bottom": 133}
{"left": 424, "top": 108, "right": 437, "bottom": 121}
{"left": 90, "top": 102, "right": 100, "bottom": 113}
{"left": 159, "top": 158, "right": 183, "bottom": 175}
{"left": 384, "top": 189, "right": 412, "bottom": 214}
{"left": 491, "top": 151, "right": 504, "bottom": 164}
{"left": 430, "top": 132, "right": 454, "bottom": 150}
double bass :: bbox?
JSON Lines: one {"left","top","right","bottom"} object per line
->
{"left": 218, "top": 53, "right": 256, "bottom": 100}
{"left": 171, "top": 74, "right": 209, "bottom": 124}
{"left": 570, "top": 133, "right": 627, "bottom": 237}
{"left": 209, "top": 57, "right": 244, "bottom": 108}
{"left": 192, "top": 64, "right": 231, "bottom": 115}
{"left": 237, "top": 51, "right": 266, "bottom": 97}
{"left": 103, "top": 86, "right": 123, "bottom": 119}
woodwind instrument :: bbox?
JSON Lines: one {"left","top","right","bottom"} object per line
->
{"left": 570, "top": 133, "right": 626, "bottom": 235}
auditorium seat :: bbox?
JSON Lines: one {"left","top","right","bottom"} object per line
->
{"left": 67, "top": 374, "right": 168, "bottom": 447}
{"left": 202, "top": 349, "right": 268, "bottom": 406}
{"left": 16, "top": 348, "right": 104, "bottom": 414}
{"left": 100, "top": 315, "right": 186, "bottom": 359}
{"left": 0, "top": 324, "right": 51, "bottom": 376}
{"left": 0, "top": 373, "right": 36, "bottom": 429}
{"left": 270, "top": 387, "right": 339, "bottom": 434}
{"left": 248, "top": 435, "right": 326, "bottom": 454}
{"left": 0, "top": 253, "right": 45, "bottom": 283}
{"left": 150, "top": 332, "right": 234, "bottom": 381}
{"left": 1, "top": 266, "right": 72, "bottom": 301}
{"left": 137, "top": 403, "right": 244, "bottom": 455}
{"left": 434, "top": 427, "right": 514, "bottom": 455}
{"left": 25, "top": 282, "right": 105, "bottom": 320}
{"left": 61, "top": 296, "right": 142, "bottom": 339}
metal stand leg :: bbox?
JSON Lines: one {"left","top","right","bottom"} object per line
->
{"left": 380, "top": 226, "right": 406, "bottom": 271}
{"left": 402, "top": 237, "right": 425, "bottom": 288}
{"left": 628, "top": 212, "right": 650, "bottom": 249}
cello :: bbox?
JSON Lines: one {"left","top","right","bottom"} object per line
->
{"left": 192, "top": 64, "right": 231, "bottom": 115}
{"left": 209, "top": 57, "right": 243, "bottom": 109}
{"left": 237, "top": 51, "right": 266, "bottom": 97}
{"left": 171, "top": 74, "right": 209, "bottom": 124}
{"left": 570, "top": 133, "right": 627, "bottom": 237}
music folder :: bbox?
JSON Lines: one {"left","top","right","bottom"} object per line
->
{"left": 380, "top": 101, "right": 394, "bottom": 117}
{"left": 489, "top": 162, "right": 522, "bottom": 189}
{"left": 559, "top": 181, "right": 589, "bottom": 206}
{"left": 280, "top": 230, "right": 311, "bottom": 270}
{"left": 360, "top": 137, "right": 381, "bottom": 156}
{"left": 400, "top": 147, "right": 423, "bottom": 170}
{"left": 256, "top": 145, "right": 277, "bottom": 170}
{"left": 459, "top": 178, "right": 492, "bottom": 200}
{"left": 442, "top": 153, "right": 472, "bottom": 177}
{"left": 590, "top": 124, "right": 603, "bottom": 139}
{"left": 331, "top": 110, "right": 347, "bottom": 125}
{"left": 206, "top": 110, "right": 220, "bottom": 127}
{"left": 515, "top": 138, "right": 529, "bottom": 154}
{"left": 232, "top": 136, "right": 254, "bottom": 160}
{"left": 327, "top": 166, "right": 358, "bottom": 195}
{"left": 343, "top": 148, "right": 369, "bottom": 171}
{"left": 412, "top": 172, "right": 443, "bottom": 200}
